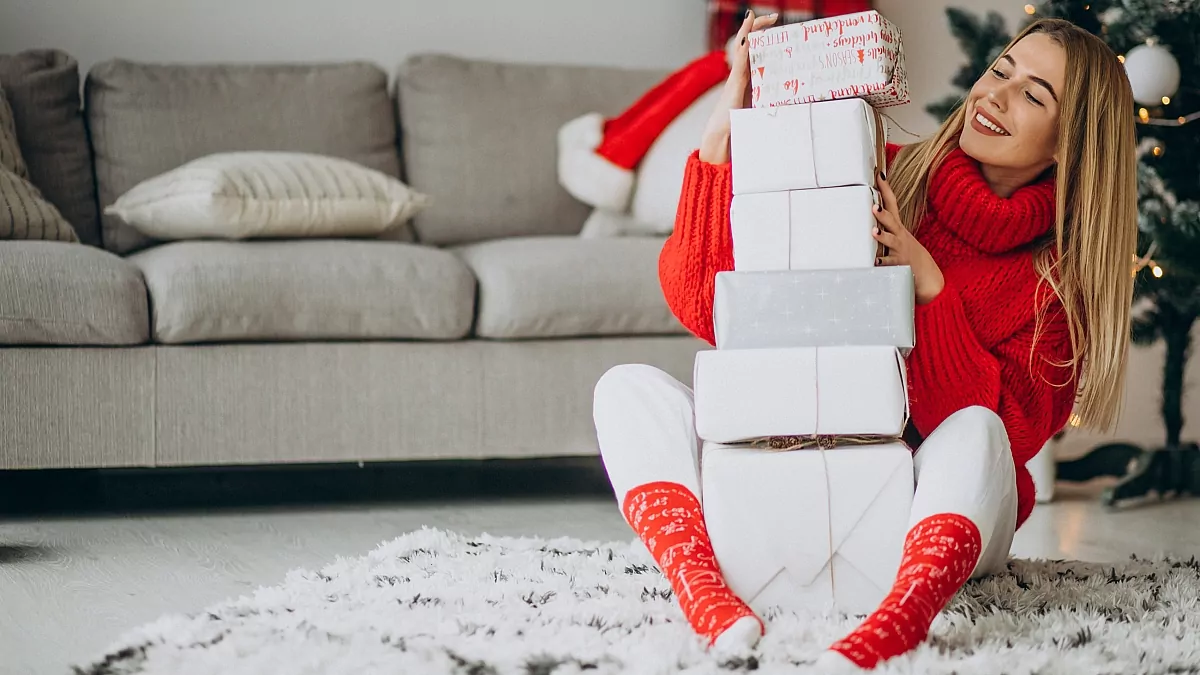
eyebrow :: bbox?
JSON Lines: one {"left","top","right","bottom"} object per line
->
{"left": 1001, "top": 54, "right": 1059, "bottom": 102}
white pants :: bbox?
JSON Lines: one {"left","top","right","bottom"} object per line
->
{"left": 594, "top": 363, "right": 1018, "bottom": 578}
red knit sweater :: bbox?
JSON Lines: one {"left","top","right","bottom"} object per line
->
{"left": 660, "top": 143, "right": 1076, "bottom": 529}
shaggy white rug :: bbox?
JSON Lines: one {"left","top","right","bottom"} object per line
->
{"left": 75, "top": 528, "right": 1200, "bottom": 675}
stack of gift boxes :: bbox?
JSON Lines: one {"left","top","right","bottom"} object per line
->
{"left": 695, "top": 10, "right": 918, "bottom": 617}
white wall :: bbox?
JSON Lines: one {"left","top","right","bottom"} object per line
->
{"left": 3, "top": 0, "right": 1029, "bottom": 129}
{"left": 3, "top": 0, "right": 1176, "bottom": 458}
{"left": 0, "top": 0, "right": 707, "bottom": 75}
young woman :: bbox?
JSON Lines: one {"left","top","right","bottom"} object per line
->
{"left": 592, "top": 12, "right": 1138, "bottom": 670}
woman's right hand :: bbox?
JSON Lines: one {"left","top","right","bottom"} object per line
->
{"left": 699, "top": 10, "right": 779, "bottom": 164}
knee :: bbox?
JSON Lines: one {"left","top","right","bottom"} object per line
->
{"left": 939, "top": 406, "right": 1014, "bottom": 467}
{"left": 593, "top": 363, "right": 679, "bottom": 414}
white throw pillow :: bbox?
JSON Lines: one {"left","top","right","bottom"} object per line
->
{"left": 625, "top": 86, "right": 723, "bottom": 236}
{"left": 578, "top": 86, "right": 722, "bottom": 239}
{"left": 105, "top": 152, "right": 430, "bottom": 240}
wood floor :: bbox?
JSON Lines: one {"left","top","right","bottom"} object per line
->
{"left": 1, "top": 459, "right": 1198, "bottom": 675}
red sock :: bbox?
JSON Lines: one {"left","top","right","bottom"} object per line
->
{"left": 829, "top": 513, "right": 982, "bottom": 668}
{"left": 622, "top": 481, "right": 762, "bottom": 645}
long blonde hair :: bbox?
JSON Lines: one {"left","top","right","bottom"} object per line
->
{"left": 888, "top": 19, "right": 1138, "bottom": 432}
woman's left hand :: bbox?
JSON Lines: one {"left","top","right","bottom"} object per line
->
{"left": 873, "top": 172, "right": 945, "bottom": 305}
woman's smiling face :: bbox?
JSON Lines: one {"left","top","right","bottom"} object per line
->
{"left": 959, "top": 32, "right": 1066, "bottom": 176}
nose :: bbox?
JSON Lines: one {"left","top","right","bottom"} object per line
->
{"left": 986, "top": 86, "right": 1011, "bottom": 113}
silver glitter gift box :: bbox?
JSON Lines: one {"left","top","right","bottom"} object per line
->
{"left": 713, "top": 266, "right": 914, "bottom": 354}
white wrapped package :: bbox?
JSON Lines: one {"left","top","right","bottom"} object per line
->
{"left": 713, "top": 267, "right": 914, "bottom": 355}
{"left": 693, "top": 345, "right": 907, "bottom": 444}
{"left": 702, "top": 441, "right": 913, "bottom": 616}
{"left": 748, "top": 10, "right": 910, "bottom": 109}
{"left": 730, "top": 186, "right": 880, "bottom": 272}
{"left": 730, "top": 98, "right": 884, "bottom": 196}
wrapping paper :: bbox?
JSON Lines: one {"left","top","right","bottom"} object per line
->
{"left": 748, "top": 10, "right": 910, "bottom": 109}
{"left": 713, "top": 267, "right": 914, "bottom": 354}
{"left": 702, "top": 441, "right": 914, "bottom": 616}
{"left": 730, "top": 186, "right": 881, "bottom": 271}
{"left": 693, "top": 345, "right": 908, "bottom": 444}
{"left": 730, "top": 97, "right": 884, "bottom": 195}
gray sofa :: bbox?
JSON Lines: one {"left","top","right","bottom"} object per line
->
{"left": 0, "top": 50, "right": 706, "bottom": 471}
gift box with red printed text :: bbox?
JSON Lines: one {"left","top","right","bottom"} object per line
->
{"left": 748, "top": 10, "right": 910, "bottom": 109}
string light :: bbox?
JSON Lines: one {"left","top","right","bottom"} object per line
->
{"left": 1117, "top": 54, "right": 1126, "bottom": 63}
{"left": 1139, "top": 111, "right": 1200, "bottom": 127}
{"left": 1153, "top": 146, "right": 1164, "bottom": 156}
{"left": 1025, "top": 4, "right": 1036, "bottom": 14}
{"left": 1153, "top": 265, "right": 1164, "bottom": 278}
{"left": 1162, "top": 96, "right": 1172, "bottom": 105}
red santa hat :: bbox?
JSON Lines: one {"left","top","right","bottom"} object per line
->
{"left": 557, "top": 47, "right": 734, "bottom": 212}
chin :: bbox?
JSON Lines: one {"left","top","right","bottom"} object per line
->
{"left": 957, "top": 129, "right": 996, "bottom": 164}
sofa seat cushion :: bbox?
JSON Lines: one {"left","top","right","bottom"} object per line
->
{"left": 128, "top": 240, "right": 475, "bottom": 344}
{"left": 454, "top": 236, "right": 686, "bottom": 339}
{"left": 0, "top": 241, "right": 149, "bottom": 345}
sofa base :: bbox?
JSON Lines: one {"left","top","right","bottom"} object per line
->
{"left": 1, "top": 337, "right": 705, "bottom": 470}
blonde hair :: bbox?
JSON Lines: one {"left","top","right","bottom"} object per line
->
{"left": 888, "top": 18, "right": 1138, "bottom": 432}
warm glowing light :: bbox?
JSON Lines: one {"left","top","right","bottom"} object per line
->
{"left": 1162, "top": 96, "right": 1172, "bottom": 105}
{"left": 1024, "top": 4, "right": 1036, "bottom": 14}
{"left": 1153, "top": 265, "right": 1164, "bottom": 278}
{"left": 1153, "top": 146, "right": 1164, "bottom": 156}
{"left": 1118, "top": 54, "right": 1126, "bottom": 63}
{"left": 1139, "top": 108, "right": 1151, "bottom": 121}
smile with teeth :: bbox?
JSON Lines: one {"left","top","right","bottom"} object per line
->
{"left": 975, "top": 112, "right": 1010, "bottom": 135}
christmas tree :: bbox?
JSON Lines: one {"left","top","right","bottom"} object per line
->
{"left": 934, "top": 1, "right": 1200, "bottom": 506}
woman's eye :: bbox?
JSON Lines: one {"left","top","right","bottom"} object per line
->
{"left": 991, "top": 68, "right": 1008, "bottom": 79}
{"left": 1025, "top": 91, "right": 1043, "bottom": 106}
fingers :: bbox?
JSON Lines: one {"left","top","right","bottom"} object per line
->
{"left": 872, "top": 205, "right": 901, "bottom": 234}
{"left": 876, "top": 255, "right": 903, "bottom": 267}
{"left": 752, "top": 13, "right": 779, "bottom": 31}
{"left": 735, "top": 10, "right": 756, "bottom": 43}
{"left": 726, "top": 12, "right": 756, "bottom": 88}
{"left": 876, "top": 172, "right": 899, "bottom": 215}
{"left": 872, "top": 225, "right": 900, "bottom": 250}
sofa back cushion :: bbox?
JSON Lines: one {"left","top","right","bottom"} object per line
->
{"left": 0, "top": 49, "right": 101, "bottom": 246}
{"left": 396, "top": 55, "right": 666, "bottom": 246}
{"left": 86, "top": 60, "right": 403, "bottom": 254}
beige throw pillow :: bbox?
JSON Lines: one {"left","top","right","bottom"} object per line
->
{"left": 105, "top": 152, "right": 431, "bottom": 241}
{"left": 0, "top": 85, "right": 78, "bottom": 242}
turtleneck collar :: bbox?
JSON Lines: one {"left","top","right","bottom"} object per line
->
{"left": 924, "top": 146, "right": 1057, "bottom": 254}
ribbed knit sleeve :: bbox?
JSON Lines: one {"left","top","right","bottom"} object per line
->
{"left": 658, "top": 150, "right": 735, "bottom": 345}
{"left": 907, "top": 281, "right": 1003, "bottom": 431}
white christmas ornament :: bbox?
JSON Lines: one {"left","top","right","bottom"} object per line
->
{"left": 1124, "top": 43, "right": 1181, "bottom": 106}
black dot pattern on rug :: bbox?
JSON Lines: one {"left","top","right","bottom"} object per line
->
{"left": 70, "top": 532, "right": 1200, "bottom": 674}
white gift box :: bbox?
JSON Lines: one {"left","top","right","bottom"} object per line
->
{"left": 730, "top": 98, "right": 885, "bottom": 195}
{"left": 747, "top": 10, "right": 910, "bottom": 109}
{"left": 702, "top": 441, "right": 913, "bottom": 616}
{"left": 713, "top": 267, "right": 914, "bottom": 354}
{"left": 730, "top": 186, "right": 880, "bottom": 271}
{"left": 693, "top": 345, "right": 907, "bottom": 444}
